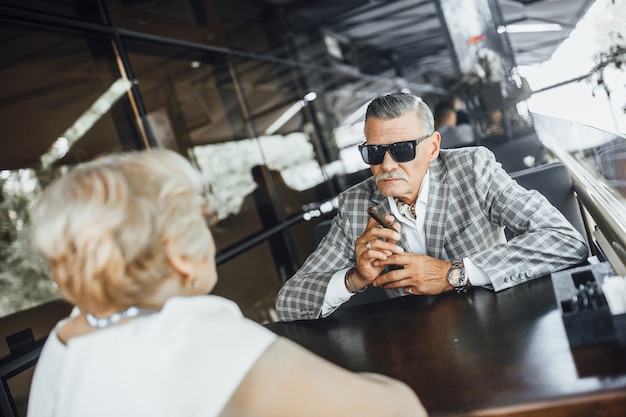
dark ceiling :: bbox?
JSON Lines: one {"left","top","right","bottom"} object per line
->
{"left": 263, "top": 0, "right": 594, "bottom": 94}
{"left": 244, "top": 0, "right": 596, "bottom": 132}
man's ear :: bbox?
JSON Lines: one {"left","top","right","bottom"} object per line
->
{"left": 428, "top": 132, "right": 441, "bottom": 161}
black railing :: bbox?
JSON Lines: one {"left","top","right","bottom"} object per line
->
{"left": 215, "top": 197, "right": 337, "bottom": 266}
{"left": 0, "top": 329, "right": 46, "bottom": 417}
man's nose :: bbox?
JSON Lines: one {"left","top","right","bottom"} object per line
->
{"left": 380, "top": 149, "right": 398, "bottom": 169}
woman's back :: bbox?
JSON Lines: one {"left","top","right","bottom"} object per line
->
{"left": 28, "top": 296, "right": 276, "bottom": 417}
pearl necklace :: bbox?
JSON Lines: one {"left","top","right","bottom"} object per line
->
{"left": 85, "top": 306, "right": 156, "bottom": 329}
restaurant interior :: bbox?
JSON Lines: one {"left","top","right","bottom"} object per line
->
{"left": 2, "top": 0, "right": 626, "bottom": 415}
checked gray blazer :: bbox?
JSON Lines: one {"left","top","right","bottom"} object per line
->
{"left": 275, "top": 146, "right": 588, "bottom": 321}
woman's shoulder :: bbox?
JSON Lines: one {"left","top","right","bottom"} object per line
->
{"left": 158, "top": 295, "right": 277, "bottom": 342}
{"left": 154, "top": 296, "right": 278, "bottom": 394}
{"left": 163, "top": 294, "right": 242, "bottom": 316}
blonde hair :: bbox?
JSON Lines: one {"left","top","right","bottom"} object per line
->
{"left": 31, "top": 149, "right": 213, "bottom": 313}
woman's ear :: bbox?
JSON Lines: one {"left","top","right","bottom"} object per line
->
{"left": 165, "top": 240, "right": 196, "bottom": 286}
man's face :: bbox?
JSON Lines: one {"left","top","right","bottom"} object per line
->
{"left": 364, "top": 112, "right": 440, "bottom": 203}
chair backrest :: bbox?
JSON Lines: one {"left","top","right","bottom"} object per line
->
{"left": 0, "top": 299, "right": 72, "bottom": 417}
{"left": 1, "top": 329, "right": 46, "bottom": 417}
{"left": 508, "top": 161, "right": 589, "bottom": 248}
{"left": 314, "top": 219, "right": 334, "bottom": 244}
{"left": 484, "top": 133, "right": 547, "bottom": 172}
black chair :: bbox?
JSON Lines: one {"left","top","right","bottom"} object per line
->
{"left": 314, "top": 219, "right": 334, "bottom": 246}
{"left": 1, "top": 329, "right": 45, "bottom": 417}
{"left": 509, "top": 161, "right": 590, "bottom": 249}
{"left": 484, "top": 133, "right": 547, "bottom": 173}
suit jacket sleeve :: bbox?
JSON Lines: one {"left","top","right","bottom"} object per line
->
{"left": 456, "top": 147, "right": 588, "bottom": 290}
{"left": 274, "top": 181, "right": 378, "bottom": 321}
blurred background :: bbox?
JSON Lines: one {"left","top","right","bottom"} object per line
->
{"left": 0, "top": 0, "right": 624, "bottom": 326}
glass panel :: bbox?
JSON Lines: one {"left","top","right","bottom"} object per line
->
{"left": 215, "top": 0, "right": 280, "bottom": 54}
{"left": 0, "top": 0, "right": 104, "bottom": 22}
{"left": 116, "top": 0, "right": 199, "bottom": 25}
{"left": 110, "top": 0, "right": 226, "bottom": 47}
{"left": 229, "top": 56, "right": 340, "bottom": 268}
{"left": 0, "top": 0, "right": 423, "bottom": 323}
{"left": 0, "top": 24, "right": 139, "bottom": 317}
{"left": 532, "top": 114, "right": 626, "bottom": 199}
{"left": 522, "top": 0, "right": 626, "bottom": 203}
{"left": 6, "top": 366, "right": 35, "bottom": 417}
{"left": 124, "top": 42, "right": 310, "bottom": 320}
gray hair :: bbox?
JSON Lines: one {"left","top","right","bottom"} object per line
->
{"left": 365, "top": 93, "right": 435, "bottom": 135}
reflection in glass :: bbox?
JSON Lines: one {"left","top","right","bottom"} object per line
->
{"left": 193, "top": 134, "right": 315, "bottom": 220}
{"left": 0, "top": 24, "right": 133, "bottom": 317}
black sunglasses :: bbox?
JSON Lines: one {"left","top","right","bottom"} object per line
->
{"left": 358, "top": 134, "right": 432, "bottom": 165}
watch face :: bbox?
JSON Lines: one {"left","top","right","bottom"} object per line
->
{"left": 449, "top": 269, "right": 463, "bottom": 286}
{"left": 448, "top": 262, "right": 467, "bottom": 287}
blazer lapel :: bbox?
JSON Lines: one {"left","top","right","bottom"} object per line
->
{"left": 369, "top": 188, "right": 391, "bottom": 215}
{"left": 425, "top": 158, "right": 449, "bottom": 259}
{"left": 368, "top": 191, "right": 393, "bottom": 236}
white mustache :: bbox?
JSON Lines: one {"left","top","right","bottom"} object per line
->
{"left": 375, "top": 171, "right": 409, "bottom": 184}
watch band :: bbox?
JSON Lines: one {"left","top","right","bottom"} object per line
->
{"left": 448, "top": 260, "right": 467, "bottom": 294}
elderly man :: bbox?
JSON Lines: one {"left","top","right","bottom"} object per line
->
{"left": 275, "top": 93, "right": 588, "bottom": 322}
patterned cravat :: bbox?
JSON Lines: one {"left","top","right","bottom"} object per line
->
{"left": 395, "top": 197, "right": 416, "bottom": 219}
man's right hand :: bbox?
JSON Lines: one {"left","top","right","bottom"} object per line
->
{"left": 354, "top": 215, "right": 403, "bottom": 289}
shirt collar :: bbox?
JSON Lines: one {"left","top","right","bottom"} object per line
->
{"left": 387, "top": 169, "right": 430, "bottom": 218}
{"left": 417, "top": 169, "right": 430, "bottom": 206}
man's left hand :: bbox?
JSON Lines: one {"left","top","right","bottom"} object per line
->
{"left": 372, "top": 254, "right": 454, "bottom": 294}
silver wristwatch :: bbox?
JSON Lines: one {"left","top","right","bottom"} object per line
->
{"left": 447, "top": 260, "right": 467, "bottom": 293}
